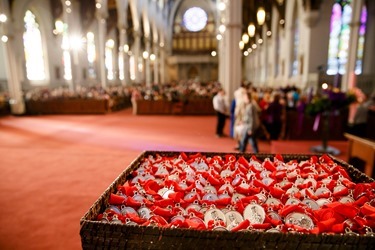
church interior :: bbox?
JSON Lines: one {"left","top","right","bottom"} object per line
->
{"left": 0, "top": 0, "right": 375, "bottom": 249}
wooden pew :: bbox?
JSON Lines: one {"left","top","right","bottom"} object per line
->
{"left": 344, "top": 133, "right": 375, "bottom": 178}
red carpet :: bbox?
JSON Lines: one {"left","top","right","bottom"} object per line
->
{"left": 0, "top": 108, "right": 348, "bottom": 249}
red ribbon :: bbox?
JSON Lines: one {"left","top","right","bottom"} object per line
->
{"left": 231, "top": 219, "right": 250, "bottom": 232}
{"left": 108, "top": 193, "right": 126, "bottom": 205}
{"left": 151, "top": 205, "right": 175, "bottom": 218}
{"left": 184, "top": 218, "right": 206, "bottom": 230}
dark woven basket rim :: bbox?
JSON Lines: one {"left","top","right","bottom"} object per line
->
{"left": 80, "top": 151, "right": 375, "bottom": 244}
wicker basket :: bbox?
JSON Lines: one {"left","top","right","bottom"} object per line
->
{"left": 80, "top": 151, "right": 375, "bottom": 249}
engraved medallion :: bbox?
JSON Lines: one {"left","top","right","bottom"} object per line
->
{"left": 105, "top": 205, "right": 121, "bottom": 214}
{"left": 333, "top": 185, "right": 346, "bottom": 194}
{"left": 170, "top": 215, "right": 185, "bottom": 223}
{"left": 111, "top": 214, "right": 123, "bottom": 224}
{"left": 137, "top": 207, "right": 152, "bottom": 219}
{"left": 339, "top": 196, "right": 354, "bottom": 203}
{"left": 316, "top": 198, "right": 331, "bottom": 207}
{"left": 204, "top": 208, "right": 226, "bottom": 226}
{"left": 120, "top": 205, "right": 138, "bottom": 216}
{"left": 301, "top": 198, "right": 320, "bottom": 210}
{"left": 243, "top": 204, "right": 266, "bottom": 224}
{"left": 202, "top": 193, "right": 219, "bottom": 202}
{"left": 221, "top": 169, "right": 232, "bottom": 178}
{"left": 184, "top": 191, "right": 201, "bottom": 201}
{"left": 158, "top": 187, "right": 169, "bottom": 197}
{"left": 219, "top": 183, "right": 235, "bottom": 195}
{"left": 285, "top": 197, "right": 301, "bottom": 206}
{"left": 125, "top": 218, "right": 139, "bottom": 226}
{"left": 250, "top": 161, "right": 263, "bottom": 171}
{"left": 315, "top": 186, "right": 331, "bottom": 196}
{"left": 265, "top": 197, "right": 282, "bottom": 206}
{"left": 218, "top": 192, "right": 231, "bottom": 200}
{"left": 267, "top": 211, "right": 282, "bottom": 221}
{"left": 204, "top": 185, "right": 217, "bottom": 194}
{"left": 232, "top": 193, "right": 246, "bottom": 203}
{"left": 285, "top": 212, "right": 314, "bottom": 230}
{"left": 225, "top": 210, "right": 244, "bottom": 227}
{"left": 262, "top": 177, "right": 275, "bottom": 186}
{"left": 255, "top": 193, "right": 267, "bottom": 204}
{"left": 213, "top": 226, "right": 228, "bottom": 231}
{"left": 286, "top": 186, "right": 300, "bottom": 196}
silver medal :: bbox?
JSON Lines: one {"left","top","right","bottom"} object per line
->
{"left": 285, "top": 212, "right": 314, "bottom": 230}
{"left": 204, "top": 208, "right": 226, "bottom": 226}
{"left": 243, "top": 204, "right": 266, "bottom": 224}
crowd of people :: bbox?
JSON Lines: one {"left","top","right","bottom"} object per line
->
{"left": 130, "top": 81, "right": 220, "bottom": 103}
{"left": 212, "top": 84, "right": 316, "bottom": 153}
{"left": 20, "top": 81, "right": 220, "bottom": 103}
{"left": 213, "top": 83, "right": 375, "bottom": 153}
{"left": 23, "top": 85, "right": 132, "bottom": 101}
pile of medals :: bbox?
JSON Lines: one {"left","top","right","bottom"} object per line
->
{"left": 97, "top": 153, "right": 375, "bottom": 235}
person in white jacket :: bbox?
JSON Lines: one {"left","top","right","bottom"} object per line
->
{"left": 239, "top": 91, "right": 260, "bottom": 153}
{"left": 213, "top": 88, "right": 229, "bottom": 137}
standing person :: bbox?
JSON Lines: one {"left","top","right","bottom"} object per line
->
{"left": 213, "top": 88, "right": 229, "bottom": 137}
{"left": 231, "top": 84, "right": 247, "bottom": 139}
{"left": 266, "top": 93, "right": 284, "bottom": 140}
{"left": 239, "top": 92, "right": 260, "bottom": 153}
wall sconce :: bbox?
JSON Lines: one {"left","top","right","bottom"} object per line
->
{"left": 142, "top": 51, "right": 149, "bottom": 59}
{"left": 242, "top": 33, "right": 249, "bottom": 44}
{"left": 0, "top": 14, "right": 7, "bottom": 23}
{"left": 54, "top": 20, "right": 64, "bottom": 34}
{"left": 257, "top": 7, "right": 266, "bottom": 26}
{"left": 239, "top": 41, "right": 244, "bottom": 50}
{"left": 219, "top": 24, "right": 226, "bottom": 34}
{"left": 123, "top": 44, "right": 129, "bottom": 53}
{"left": 247, "top": 23, "right": 255, "bottom": 37}
{"left": 1, "top": 35, "right": 8, "bottom": 43}
{"left": 106, "top": 39, "right": 115, "bottom": 49}
{"left": 248, "top": 23, "right": 256, "bottom": 37}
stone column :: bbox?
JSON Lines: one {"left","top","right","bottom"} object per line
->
{"left": 132, "top": 30, "right": 141, "bottom": 83}
{"left": 218, "top": 35, "right": 225, "bottom": 86}
{"left": 342, "top": 0, "right": 364, "bottom": 91}
{"left": 96, "top": 10, "right": 108, "bottom": 88}
{"left": 64, "top": 0, "right": 83, "bottom": 91}
{"left": 1, "top": 1, "right": 25, "bottom": 114}
{"left": 118, "top": 26, "right": 128, "bottom": 86}
{"left": 123, "top": 33, "right": 130, "bottom": 85}
{"left": 221, "top": 0, "right": 242, "bottom": 102}
{"left": 153, "top": 42, "right": 159, "bottom": 84}
{"left": 145, "top": 37, "right": 151, "bottom": 86}
{"left": 159, "top": 42, "right": 166, "bottom": 84}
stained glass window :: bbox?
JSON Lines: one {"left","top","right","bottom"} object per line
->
{"left": 327, "top": 1, "right": 356, "bottom": 75}
{"left": 355, "top": 6, "right": 367, "bottom": 75}
{"left": 23, "top": 10, "right": 46, "bottom": 82}
{"left": 338, "top": 4, "right": 351, "bottom": 74}
{"left": 292, "top": 18, "right": 299, "bottom": 76}
{"left": 327, "top": 3, "right": 343, "bottom": 75}
{"left": 183, "top": 7, "right": 207, "bottom": 32}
